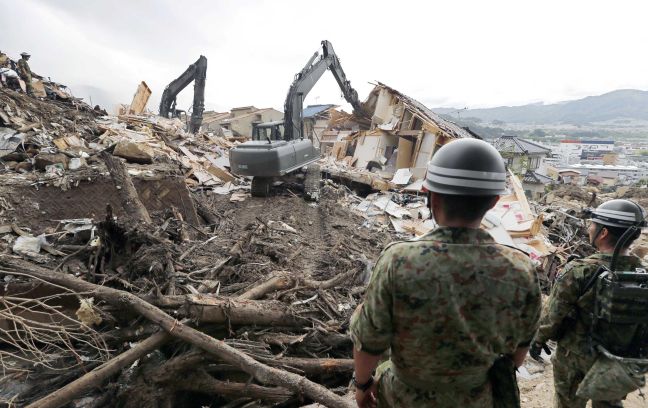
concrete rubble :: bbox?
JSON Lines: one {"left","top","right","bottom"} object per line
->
{"left": 1, "top": 64, "right": 647, "bottom": 408}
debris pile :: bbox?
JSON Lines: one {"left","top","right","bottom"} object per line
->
{"left": 320, "top": 82, "right": 476, "bottom": 191}
{"left": 0, "top": 82, "right": 397, "bottom": 407}
{"left": 2, "top": 63, "right": 645, "bottom": 407}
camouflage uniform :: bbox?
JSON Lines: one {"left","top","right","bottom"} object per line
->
{"left": 0, "top": 52, "right": 8, "bottom": 68}
{"left": 536, "top": 253, "right": 645, "bottom": 408}
{"left": 350, "top": 226, "right": 542, "bottom": 407}
{"left": 16, "top": 57, "right": 33, "bottom": 95}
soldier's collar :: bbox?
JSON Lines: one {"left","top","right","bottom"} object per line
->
{"left": 428, "top": 226, "right": 495, "bottom": 244}
{"left": 588, "top": 252, "right": 642, "bottom": 263}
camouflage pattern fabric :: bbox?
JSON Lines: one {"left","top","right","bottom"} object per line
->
{"left": 536, "top": 253, "right": 645, "bottom": 408}
{"left": 552, "top": 345, "right": 623, "bottom": 408}
{"left": 350, "top": 226, "right": 541, "bottom": 407}
{"left": 536, "top": 253, "right": 644, "bottom": 355}
{"left": 576, "top": 352, "right": 645, "bottom": 401}
{"left": 16, "top": 57, "right": 32, "bottom": 94}
{"left": 0, "top": 53, "right": 8, "bottom": 68}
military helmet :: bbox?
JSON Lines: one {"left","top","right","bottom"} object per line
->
{"left": 590, "top": 199, "right": 647, "bottom": 228}
{"left": 20, "top": 52, "right": 30, "bottom": 57}
{"left": 423, "top": 138, "right": 508, "bottom": 196}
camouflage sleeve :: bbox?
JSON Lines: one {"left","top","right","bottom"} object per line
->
{"left": 535, "top": 262, "right": 581, "bottom": 344}
{"left": 349, "top": 247, "right": 394, "bottom": 355}
{"left": 519, "top": 270, "right": 542, "bottom": 347}
{"left": 16, "top": 60, "right": 26, "bottom": 77}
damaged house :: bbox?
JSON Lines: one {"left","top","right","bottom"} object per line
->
{"left": 492, "top": 135, "right": 551, "bottom": 175}
{"left": 325, "top": 82, "right": 477, "bottom": 188}
{"left": 200, "top": 106, "right": 283, "bottom": 138}
{"left": 302, "top": 104, "right": 337, "bottom": 144}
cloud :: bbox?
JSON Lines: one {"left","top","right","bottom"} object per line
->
{"left": 3, "top": 0, "right": 648, "bottom": 113}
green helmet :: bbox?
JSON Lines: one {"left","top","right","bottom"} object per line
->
{"left": 590, "top": 199, "right": 647, "bottom": 228}
{"left": 423, "top": 138, "right": 508, "bottom": 196}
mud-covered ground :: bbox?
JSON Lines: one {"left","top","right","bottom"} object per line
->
{"left": 519, "top": 356, "right": 647, "bottom": 407}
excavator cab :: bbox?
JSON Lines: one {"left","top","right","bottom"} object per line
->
{"left": 252, "top": 121, "right": 284, "bottom": 141}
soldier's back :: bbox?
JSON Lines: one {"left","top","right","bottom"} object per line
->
{"left": 559, "top": 254, "right": 645, "bottom": 355}
{"left": 380, "top": 226, "right": 540, "bottom": 406}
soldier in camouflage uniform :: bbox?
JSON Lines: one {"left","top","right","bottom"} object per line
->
{"left": 533, "top": 199, "right": 647, "bottom": 408}
{"left": 16, "top": 52, "right": 33, "bottom": 95}
{"left": 350, "top": 138, "right": 542, "bottom": 408}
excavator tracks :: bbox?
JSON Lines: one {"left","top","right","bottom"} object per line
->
{"left": 251, "top": 177, "right": 272, "bottom": 197}
{"left": 303, "top": 164, "right": 321, "bottom": 202}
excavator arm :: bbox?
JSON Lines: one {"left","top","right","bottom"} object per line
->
{"left": 284, "top": 41, "right": 366, "bottom": 140}
{"left": 158, "top": 55, "right": 207, "bottom": 134}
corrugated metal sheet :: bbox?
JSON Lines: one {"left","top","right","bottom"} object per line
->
{"left": 303, "top": 104, "right": 337, "bottom": 119}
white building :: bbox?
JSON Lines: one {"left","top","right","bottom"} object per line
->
{"left": 567, "top": 164, "right": 642, "bottom": 186}
{"left": 556, "top": 139, "right": 615, "bottom": 164}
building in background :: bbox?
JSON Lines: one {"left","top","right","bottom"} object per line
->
{"left": 566, "top": 164, "right": 642, "bottom": 186}
{"left": 492, "top": 135, "right": 551, "bottom": 174}
{"left": 201, "top": 106, "right": 283, "bottom": 138}
{"left": 522, "top": 170, "right": 554, "bottom": 200}
{"left": 302, "top": 104, "right": 337, "bottom": 144}
{"left": 556, "top": 139, "right": 615, "bottom": 164}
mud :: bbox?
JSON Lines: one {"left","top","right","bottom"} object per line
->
{"left": 0, "top": 166, "right": 199, "bottom": 230}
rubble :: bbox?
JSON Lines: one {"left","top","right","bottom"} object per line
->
{"left": 113, "top": 139, "right": 155, "bottom": 164}
{"left": 319, "top": 82, "right": 477, "bottom": 191}
{"left": 1, "top": 59, "right": 645, "bottom": 408}
{"left": 0, "top": 78, "right": 394, "bottom": 407}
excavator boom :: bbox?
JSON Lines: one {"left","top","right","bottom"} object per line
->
{"left": 229, "top": 40, "right": 366, "bottom": 199}
{"left": 159, "top": 55, "right": 207, "bottom": 133}
{"left": 284, "top": 40, "right": 366, "bottom": 140}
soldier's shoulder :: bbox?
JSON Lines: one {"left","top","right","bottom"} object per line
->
{"left": 566, "top": 256, "right": 601, "bottom": 272}
{"left": 491, "top": 244, "right": 535, "bottom": 268}
{"left": 555, "top": 257, "right": 600, "bottom": 283}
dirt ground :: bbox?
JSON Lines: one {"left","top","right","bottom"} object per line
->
{"left": 519, "top": 357, "right": 647, "bottom": 407}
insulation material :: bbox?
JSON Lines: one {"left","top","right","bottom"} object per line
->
{"left": 129, "top": 81, "right": 152, "bottom": 115}
{"left": 396, "top": 136, "right": 414, "bottom": 169}
{"left": 352, "top": 133, "right": 383, "bottom": 169}
{"left": 391, "top": 168, "right": 412, "bottom": 185}
{"left": 413, "top": 132, "right": 437, "bottom": 169}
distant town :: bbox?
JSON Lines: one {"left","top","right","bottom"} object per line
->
{"left": 490, "top": 135, "right": 648, "bottom": 200}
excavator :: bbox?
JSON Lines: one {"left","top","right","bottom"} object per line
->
{"left": 159, "top": 55, "right": 207, "bottom": 134}
{"left": 229, "top": 40, "right": 367, "bottom": 198}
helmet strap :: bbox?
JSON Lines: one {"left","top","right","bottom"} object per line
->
{"left": 590, "top": 223, "right": 604, "bottom": 248}
{"left": 426, "top": 191, "right": 437, "bottom": 224}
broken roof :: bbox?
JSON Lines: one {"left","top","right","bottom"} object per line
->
{"left": 219, "top": 108, "right": 281, "bottom": 124}
{"left": 523, "top": 170, "right": 554, "bottom": 185}
{"left": 303, "top": 104, "right": 337, "bottom": 119}
{"left": 374, "top": 82, "right": 477, "bottom": 139}
{"left": 492, "top": 135, "right": 551, "bottom": 155}
{"left": 202, "top": 111, "right": 230, "bottom": 124}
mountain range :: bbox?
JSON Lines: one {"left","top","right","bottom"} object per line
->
{"left": 433, "top": 89, "right": 648, "bottom": 125}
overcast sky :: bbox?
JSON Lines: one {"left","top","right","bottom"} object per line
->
{"left": 3, "top": 0, "right": 648, "bottom": 114}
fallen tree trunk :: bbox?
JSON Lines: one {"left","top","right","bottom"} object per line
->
{"left": 143, "top": 293, "right": 305, "bottom": 326}
{"left": 183, "top": 294, "right": 303, "bottom": 326}
{"left": 255, "top": 332, "right": 351, "bottom": 349}
{"left": 238, "top": 270, "right": 358, "bottom": 301}
{"left": 99, "top": 151, "right": 151, "bottom": 225}
{"left": 26, "top": 331, "right": 170, "bottom": 408}
{"left": 176, "top": 370, "right": 292, "bottom": 403}
{"left": 145, "top": 353, "right": 292, "bottom": 403}
{"left": 238, "top": 274, "right": 294, "bottom": 300}
{"left": 3, "top": 261, "right": 354, "bottom": 408}
{"left": 263, "top": 356, "right": 354, "bottom": 376}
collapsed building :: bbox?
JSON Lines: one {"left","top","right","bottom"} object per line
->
{"left": 2, "top": 56, "right": 648, "bottom": 407}
{"left": 201, "top": 106, "right": 283, "bottom": 139}
{"left": 321, "top": 82, "right": 477, "bottom": 190}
